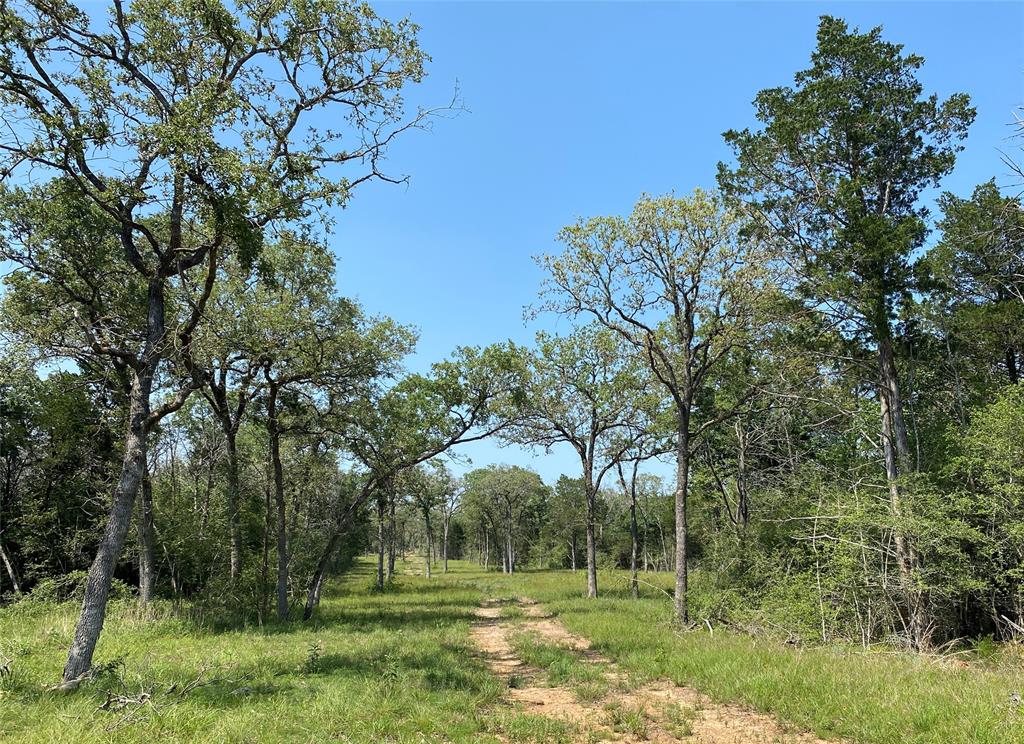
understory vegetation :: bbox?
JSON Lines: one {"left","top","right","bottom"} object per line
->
{"left": 1, "top": 561, "right": 1022, "bottom": 743}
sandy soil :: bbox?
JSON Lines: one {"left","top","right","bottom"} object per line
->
{"left": 469, "top": 596, "right": 837, "bottom": 744}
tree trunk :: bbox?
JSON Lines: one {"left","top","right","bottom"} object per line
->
{"left": 225, "top": 429, "right": 242, "bottom": 580}
{"left": 570, "top": 533, "right": 577, "bottom": 571}
{"left": 386, "top": 486, "right": 397, "bottom": 581}
{"left": 585, "top": 485, "right": 598, "bottom": 599}
{"left": 1006, "top": 347, "right": 1019, "bottom": 386}
{"left": 260, "top": 463, "right": 272, "bottom": 622}
{"left": 674, "top": 408, "right": 691, "bottom": 624}
{"left": 63, "top": 356, "right": 154, "bottom": 683}
{"left": 507, "top": 515, "right": 515, "bottom": 574}
{"left": 304, "top": 528, "right": 344, "bottom": 620}
{"left": 376, "top": 490, "right": 386, "bottom": 590}
{"left": 0, "top": 538, "right": 20, "bottom": 596}
{"left": 424, "top": 511, "right": 432, "bottom": 579}
{"left": 266, "top": 383, "right": 289, "bottom": 621}
{"left": 628, "top": 490, "right": 639, "bottom": 599}
{"left": 137, "top": 445, "right": 156, "bottom": 605}
{"left": 442, "top": 518, "right": 450, "bottom": 573}
{"left": 878, "top": 335, "right": 928, "bottom": 650}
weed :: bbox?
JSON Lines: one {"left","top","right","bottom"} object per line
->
{"left": 373, "top": 650, "right": 401, "bottom": 698}
{"left": 302, "top": 639, "right": 324, "bottom": 674}
{"left": 663, "top": 701, "right": 696, "bottom": 737}
{"left": 603, "top": 700, "right": 649, "bottom": 738}
{"left": 574, "top": 679, "right": 608, "bottom": 702}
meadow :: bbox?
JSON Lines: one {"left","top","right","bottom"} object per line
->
{"left": 1, "top": 559, "right": 1021, "bottom": 743}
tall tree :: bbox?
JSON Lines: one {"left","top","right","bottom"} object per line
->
{"left": 506, "top": 326, "right": 649, "bottom": 598}
{"left": 462, "top": 465, "right": 546, "bottom": 574}
{"left": 0, "top": 0, "right": 429, "bottom": 683}
{"left": 612, "top": 423, "right": 671, "bottom": 599}
{"left": 302, "top": 343, "right": 525, "bottom": 617}
{"left": 438, "top": 472, "right": 462, "bottom": 573}
{"left": 718, "top": 16, "right": 975, "bottom": 649}
{"left": 928, "top": 181, "right": 1024, "bottom": 386}
{"left": 539, "top": 190, "right": 770, "bottom": 621}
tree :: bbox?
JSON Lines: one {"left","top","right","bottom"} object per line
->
{"left": 718, "top": 16, "right": 975, "bottom": 649}
{"left": 539, "top": 476, "right": 586, "bottom": 570}
{"left": 0, "top": 355, "right": 116, "bottom": 595}
{"left": 953, "top": 386, "right": 1024, "bottom": 631}
{"left": 927, "top": 181, "right": 1024, "bottom": 386}
{"left": 302, "top": 343, "right": 525, "bottom": 617}
{"left": 402, "top": 465, "right": 441, "bottom": 578}
{"left": 438, "top": 474, "right": 462, "bottom": 574}
{"left": 506, "top": 326, "right": 650, "bottom": 598}
{"left": 539, "top": 190, "right": 770, "bottom": 621}
{"left": 462, "top": 465, "right": 546, "bottom": 574}
{"left": 0, "top": 0, "right": 430, "bottom": 682}
{"left": 613, "top": 423, "right": 671, "bottom": 599}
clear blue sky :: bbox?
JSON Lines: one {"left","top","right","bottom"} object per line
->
{"left": 326, "top": 1, "right": 1024, "bottom": 486}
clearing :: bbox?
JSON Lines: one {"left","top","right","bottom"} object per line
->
{"left": 0, "top": 559, "right": 1020, "bottom": 743}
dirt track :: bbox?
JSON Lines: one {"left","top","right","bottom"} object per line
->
{"left": 470, "top": 596, "right": 836, "bottom": 744}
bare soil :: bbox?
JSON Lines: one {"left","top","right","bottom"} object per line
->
{"left": 469, "top": 596, "right": 837, "bottom": 744}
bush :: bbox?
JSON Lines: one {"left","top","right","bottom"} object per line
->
{"left": 25, "top": 570, "right": 132, "bottom": 604}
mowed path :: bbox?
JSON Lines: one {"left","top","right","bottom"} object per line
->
{"left": 470, "top": 596, "right": 837, "bottom": 744}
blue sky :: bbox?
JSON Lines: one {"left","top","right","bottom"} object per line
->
{"left": 325, "top": 1, "right": 1024, "bottom": 486}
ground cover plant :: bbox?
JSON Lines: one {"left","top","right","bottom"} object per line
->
{"left": 2, "top": 560, "right": 1023, "bottom": 743}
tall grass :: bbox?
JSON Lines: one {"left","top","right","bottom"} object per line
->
{"left": 1, "top": 560, "right": 1021, "bottom": 743}
{"left": 504, "top": 568, "right": 1024, "bottom": 744}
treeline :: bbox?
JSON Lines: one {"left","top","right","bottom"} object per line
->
{"left": 0, "top": 0, "right": 531, "bottom": 687}
{"left": 369, "top": 464, "right": 676, "bottom": 580}
{"left": 365, "top": 17, "right": 1024, "bottom": 651}
{"left": 0, "top": 1, "right": 1021, "bottom": 689}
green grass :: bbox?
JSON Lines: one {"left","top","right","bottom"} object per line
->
{"left": 0, "top": 560, "right": 503, "bottom": 743}
{"left": 510, "top": 632, "right": 609, "bottom": 701}
{"left": 602, "top": 700, "right": 649, "bottom": 739}
{"left": 502, "top": 569, "right": 1024, "bottom": 744}
{"left": 1, "top": 560, "right": 1022, "bottom": 743}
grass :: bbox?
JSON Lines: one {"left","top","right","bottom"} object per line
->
{"left": 602, "top": 700, "right": 649, "bottom": 738}
{"left": 1, "top": 559, "right": 1022, "bottom": 743}
{"left": 0, "top": 560, "right": 502, "bottom": 743}
{"left": 502, "top": 569, "right": 1024, "bottom": 744}
{"left": 510, "top": 632, "right": 611, "bottom": 702}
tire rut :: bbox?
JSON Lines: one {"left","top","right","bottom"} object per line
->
{"left": 470, "top": 596, "right": 838, "bottom": 744}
